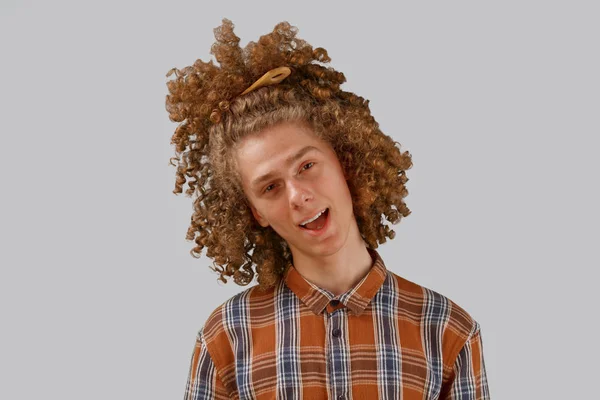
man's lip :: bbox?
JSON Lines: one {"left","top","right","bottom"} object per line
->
{"left": 297, "top": 208, "right": 328, "bottom": 226}
{"left": 298, "top": 208, "right": 331, "bottom": 234}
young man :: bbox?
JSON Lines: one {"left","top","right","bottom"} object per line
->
{"left": 166, "top": 19, "right": 490, "bottom": 400}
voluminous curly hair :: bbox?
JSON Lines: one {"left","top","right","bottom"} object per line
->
{"left": 165, "top": 18, "right": 413, "bottom": 292}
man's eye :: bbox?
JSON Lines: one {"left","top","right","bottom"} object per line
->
{"left": 263, "top": 163, "right": 314, "bottom": 194}
{"left": 264, "top": 184, "right": 276, "bottom": 193}
{"left": 302, "top": 162, "right": 314, "bottom": 171}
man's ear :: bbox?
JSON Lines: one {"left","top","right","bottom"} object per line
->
{"left": 249, "top": 204, "right": 270, "bottom": 228}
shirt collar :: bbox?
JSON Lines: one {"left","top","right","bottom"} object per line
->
{"left": 283, "top": 247, "right": 388, "bottom": 316}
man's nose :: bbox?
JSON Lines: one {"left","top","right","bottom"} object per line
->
{"left": 288, "top": 181, "right": 312, "bottom": 208}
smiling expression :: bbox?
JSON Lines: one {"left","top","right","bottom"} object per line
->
{"left": 234, "top": 120, "right": 357, "bottom": 258}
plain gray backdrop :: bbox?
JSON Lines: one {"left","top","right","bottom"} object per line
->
{"left": 1, "top": 0, "right": 598, "bottom": 398}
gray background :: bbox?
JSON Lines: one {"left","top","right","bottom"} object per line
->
{"left": 1, "top": 0, "right": 598, "bottom": 398}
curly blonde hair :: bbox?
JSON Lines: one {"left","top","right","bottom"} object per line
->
{"left": 165, "top": 18, "right": 413, "bottom": 292}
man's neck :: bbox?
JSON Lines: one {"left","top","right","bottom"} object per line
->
{"left": 289, "top": 229, "right": 374, "bottom": 297}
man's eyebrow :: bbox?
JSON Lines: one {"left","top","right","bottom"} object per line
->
{"left": 251, "top": 145, "right": 321, "bottom": 189}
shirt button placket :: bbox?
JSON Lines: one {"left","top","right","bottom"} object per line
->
{"left": 328, "top": 304, "right": 347, "bottom": 400}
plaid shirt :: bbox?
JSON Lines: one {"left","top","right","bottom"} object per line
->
{"left": 184, "top": 247, "right": 490, "bottom": 399}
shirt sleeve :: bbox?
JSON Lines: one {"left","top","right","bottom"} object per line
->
{"left": 442, "top": 326, "right": 491, "bottom": 399}
{"left": 183, "top": 328, "right": 230, "bottom": 400}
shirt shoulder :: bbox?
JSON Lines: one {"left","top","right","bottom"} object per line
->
{"left": 202, "top": 282, "right": 277, "bottom": 332}
{"left": 198, "top": 282, "right": 277, "bottom": 374}
{"left": 387, "top": 271, "right": 482, "bottom": 370}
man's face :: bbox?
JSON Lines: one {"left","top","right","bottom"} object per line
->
{"left": 234, "top": 120, "right": 356, "bottom": 259}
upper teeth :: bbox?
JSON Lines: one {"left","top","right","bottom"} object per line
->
{"left": 300, "top": 209, "right": 326, "bottom": 226}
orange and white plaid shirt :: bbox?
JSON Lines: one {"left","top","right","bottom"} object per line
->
{"left": 184, "top": 247, "right": 490, "bottom": 399}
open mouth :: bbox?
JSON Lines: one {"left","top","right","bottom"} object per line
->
{"left": 299, "top": 208, "right": 329, "bottom": 231}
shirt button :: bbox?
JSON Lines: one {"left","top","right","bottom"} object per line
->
{"left": 330, "top": 299, "right": 340, "bottom": 306}
{"left": 332, "top": 328, "right": 341, "bottom": 337}
{"left": 337, "top": 395, "right": 345, "bottom": 400}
